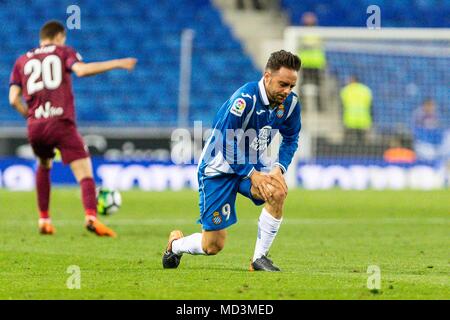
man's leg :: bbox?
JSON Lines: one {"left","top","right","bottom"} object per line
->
{"left": 163, "top": 174, "right": 237, "bottom": 269}
{"left": 70, "top": 157, "right": 116, "bottom": 237}
{"left": 163, "top": 229, "right": 227, "bottom": 269}
{"left": 250, "top": 179, "right": 286, "bottom": 271}
{"left": 171, "top": 229, "right": 227, "bottom": 256}
{"left": 70, "top": 157, "right": 96, "bottom": 218}
{"left": 37, "top": 157, "right": 55, "bottom": 234}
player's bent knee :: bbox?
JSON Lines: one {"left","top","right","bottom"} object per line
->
{"left": 202, "top": 237, "right": 225, "bottom": 255}
{"left": 203, "top": 243, "right": 224, "bottom": 255}
{"left": 271, "top": 189, "right": 287, "bottom": 204}
{"left": 202, "top": 229, "right": 226, "bottom": 255}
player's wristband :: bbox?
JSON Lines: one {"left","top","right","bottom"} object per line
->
{"left": 273, "top": 162, "right": 287, "bottom": 174}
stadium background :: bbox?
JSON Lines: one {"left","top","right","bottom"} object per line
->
{"left": 0, "top": 0, "right": 449, "bottom": 191}
{"left": 0, "top": 0, "right": 449, "bottom": 302}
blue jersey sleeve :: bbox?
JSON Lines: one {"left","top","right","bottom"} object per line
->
{"left": 275, "top": 99, "right": 301, "bottom": 174}
{"left": 219, "top": 93, "right": 255, "bottom": 178}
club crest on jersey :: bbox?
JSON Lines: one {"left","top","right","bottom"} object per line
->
{"left": 276, "top": 105, "right": 285, "bottom": 118}
{"left": 212, "top": 211, "right": 222, "bottom": 225}
{"left": 230, "top": 98, "right": 246, "bottom": 117}
{"left": 250, "top": 125, "right": 272, "bottom": 152}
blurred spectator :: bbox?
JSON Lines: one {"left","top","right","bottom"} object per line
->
{"left": 297, "top": 12, "right": 326, "bottom": 111}
{"left": 301, "top": 11, "right": 317, "bottom": 26}
{"left": 340, "top": 75, "right": 373, "bottom": 144}
{"left": 236, "top": 0, "right": 263, "bottom": 10}
{"left": 383, "top": 137, "right": 416, "bottom": 163}
{"left": 412, "top": 98, "right": 444, "bottom": 161}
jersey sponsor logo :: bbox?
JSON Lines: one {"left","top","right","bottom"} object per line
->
{"left": 34, "top": 101, "right": 64, "bottom": 119}
{"left": 276, "top": 105, "right": 285, "bottom": 118}
{"left": 212, "top": 211, "right": 222, "bottom": 225}
{"left": 250, "top": 125, "right": 272, "bottom": 152}
{"left": 230, "top": 98, "right": 246, "bottom": 117}
{"left": 241, "top": 93, "right": 252, "bottom": 99}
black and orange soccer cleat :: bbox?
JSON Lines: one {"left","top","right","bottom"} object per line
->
{"left": 249, "top": 255, "right": 281, "bottom": 272}
{"left": 85, "top": 217, "right": 117, "bottom": 238}
{"left": 162, "top": 230, "right": 184, "bottom": 269}
{"left": 39, "top": 219, "right": 55, "bottom": 235}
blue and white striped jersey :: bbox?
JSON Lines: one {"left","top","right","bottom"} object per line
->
{"left": 198, "top": 78, "right": 302, "bottom": 178}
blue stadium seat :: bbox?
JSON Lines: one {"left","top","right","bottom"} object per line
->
{"left": 0, "top": 0, "right": 260, "bottom": 126}
{"left": 281, "top": 0, "right": 450, "bottom": 27}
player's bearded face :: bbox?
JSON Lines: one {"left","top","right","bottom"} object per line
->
{"left": 265, "top": 67, "right": 297, "bottom": 105}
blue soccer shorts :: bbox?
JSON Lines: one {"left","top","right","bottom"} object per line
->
{"left": 197, "top": 173, "right": 265, "bottom": 231}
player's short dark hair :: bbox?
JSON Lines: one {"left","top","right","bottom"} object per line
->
{"left": 40, "top": 20, "right": 66, "bottom": 40}
{"left": 265, "top": 50, "right": 301, "bottom": 72}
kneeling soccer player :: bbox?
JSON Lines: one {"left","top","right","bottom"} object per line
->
{"left": 163, "top": 50, "right": 302, "bottom": 271}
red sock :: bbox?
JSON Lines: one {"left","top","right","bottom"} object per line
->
{"left": 36, "top": 166, "right": 51, "bottom": 219}
{"left": 80, "top": 177, "right": 97, "bottom": 218}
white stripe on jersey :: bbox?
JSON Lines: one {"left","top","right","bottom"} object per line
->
{"left": 242, "top": 95, "right": 257, "bottom": 131}
{"left": 286, "top": 96, "right": 298, "bottom": 120}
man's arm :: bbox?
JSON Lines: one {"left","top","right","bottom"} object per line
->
{"left": 220, "top": 94, "right": 274, "bottom": 200}
{"left": 71, "top": 58, "right": 137, "bottom": 77}
{"left": 267, "top": 100, "right": 301, "bottom": 195}
{"left": 275, "top": 99, "right": 301, "bottom": 174}
{"left": 221, "top": 95, "right": 255, "bottom": 178}
{"left": 9, "top": 85, "right": 27, "bottom": 118}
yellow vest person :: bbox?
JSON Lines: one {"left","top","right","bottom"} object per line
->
{"left": 340, "top": 79, "right": 373, "bottom": 130}
{"left": 298, "top": 34, "right": 326, "bottom": 70}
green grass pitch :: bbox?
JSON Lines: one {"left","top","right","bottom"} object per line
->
{"left": 0, "top": 189, "right": 448, "bottom": 299}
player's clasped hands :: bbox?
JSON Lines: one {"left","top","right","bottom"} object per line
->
{"left": 269, "top": 166, "right": 288, "bottom": 195}
{"left": 250, "top": 169, "right": 287, "bottom": 202}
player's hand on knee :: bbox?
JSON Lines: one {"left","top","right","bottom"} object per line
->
{"left": 266, "top": 178, "right": 287, "bottom": 204}
{"left": 249, "top": 170, "right": 274, "bottom": 201}
{"left": 269, "top": 166, "right": 288, "bottom": 196}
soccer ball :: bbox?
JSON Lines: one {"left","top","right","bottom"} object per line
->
{"left": 96, "top": 187, "right": 122, "bottom": 216}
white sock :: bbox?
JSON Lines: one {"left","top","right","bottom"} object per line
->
{"left": 172, "top": 233, "right": 206, "bottom": 255}
{"left": 252, "top": 208, "right": 282, "bottom": 262}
